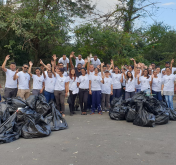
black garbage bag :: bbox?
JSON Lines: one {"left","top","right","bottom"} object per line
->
{"left": 26, "top": 95, "right": 38, "bottom": 109}
{"left": 6, "top": 97, "right": 27, "bottom": 114}
{"left": 44, "top": 102, "right": 68, "bottom": 131}
{"left": 155, "top": 111, "right": 169, "bottom": 125}
{"left": 109, "top": 106, "right": 127, "bottom": 120}
{"left": 133, "top": 102, "right": 155, "bottom": 127}
{"left": 125, "top": 107, "right": 136, "bottom": 122}
{"left": 0, "top": 102, "right": 10, "bottom": 124}
{"left": 132, "top": 91, "right": 147, "bottom": 102}
{"left": 167, "top": 108, "right": 176, "bottom": 121}
{"left": 0, "top": 113, "right": 23, "bottom": 144}
{"left": 111, "top": 97, "right": 120, "bottom": 109}
{"left": 19, "top": 108, "right": 51, "bottom": 138}
{"left": 35, "top": 95, "right": 50, "bottom": 116}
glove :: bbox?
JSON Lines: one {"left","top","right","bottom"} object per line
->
{"left": 161, "top": 90, "right": 164, "bottom": 96}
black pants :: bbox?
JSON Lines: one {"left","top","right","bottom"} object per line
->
{"left": 4, "top": 88, "right": 18, "bottom": 99}
{"left": 69, "top": 90, "right": 77, "bottom": 113}
{"left": 79, "top": 88, "right": 89, "bottom": 112}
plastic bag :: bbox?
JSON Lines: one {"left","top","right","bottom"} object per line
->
{"left": 155, "top": 112, "right": 169, "bottom": 125}
{"left": 168, "top": 108, "right": 176, "bottom": 121}
{"left": 0, "top": 102, "right": 10, "bottom": 124}
{"left": 21, "top": 108, "right": 51, "bottom": 138}
{"left": 0, "top": 113, "right": 23, "bottom": 144}
{"left": 133, "top": 102, "right": 155, "bottom": 127}
{"left": 131, "top": 91, "right": 147, "bottom": 102}
{"left": 109, "top": 106, "right": 127, "bottom": 120}
{"left": 26, "top": 95, "right": 38, "bottom": 109}
{"left": 35, "top": 95, "right": 50, "bottom": 116}
{"left": 125, "top": 107, "right": 136, "bottom": 122}
{"left": 44, "top": 102, "right": 68, "bottom": 131}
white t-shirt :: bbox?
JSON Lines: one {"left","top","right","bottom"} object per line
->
{"left": 161, "top": 67, "right": 176, "bottom": 74}
{"left": 125, "top": 78, "right": 135, "bottom": 92}
{"left": 63, "top": 71, "right": 68, "bottom": 77}
{"left": 135, "top": 76, "right": 141, "bottom": 89}
{"left": 162, "top": 74, "right": 176, "bottom": 92}
{"left": 44, "top": 77, "right": 56, "bottom": 93}
{"left": 111, "top": 73, "right": 122, "bottom": 89}
{"left": 58, "top": 57, "right": 69, "bottom": 67}
{"left": 152, "top": 77, "right": 162, "bottom": 92}
{"left": 5, "top": 69, "right": 17, "bottom": 88}
{"left": 139, "top": 76, "right": 151, "bottom": 91}
{"left": 32, "top": 74, "right": 44, "bottom": 90}
{"left": 67, "top": 77, "right": 78, "bottom": 92}
{"left": 54, "top": 74, "right": 68, "bottom": 91}
{"left": 75, "top": 57, "right": 85, "bottom": 67}
{"left": 17, "top": 71, "right": 30, "bottom": 89}
{"left": 78, "top": 74, "right": 89, "bottom": 89}
{"left": 122, "top": 75, "right": 126, "bottom": 87}
{"left": 43, "top": 70, "right": 54, "bottom": 78}
{"left": 89, "top": 75, "right": 102, "bottom": 91}
{"left": 90, "top": 58, "right": 101, "bottom": 68}
{"left": 101, "top": 77, "right": 113, "bottom": 94}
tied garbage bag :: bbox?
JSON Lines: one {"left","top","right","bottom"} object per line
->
{"left": 111, "top": 98, "right": 120, "bottom": 109}
{"left": 133, "top": 102, "right": 155, "bottom": 127}
{"left": 26, "top": 95, "right": 38, "bottom": 109}
{"left": 131, "top": 91, "right": 147, "bottom": 102}
{"left": 168, "top": 108, "right": 176, "bottom": 121}
{"left": 0, "top": 102, "right": 10, "bottom": 124}
{"left": 35, "top": 95, "right": 50, "bottom": 116}
{"left": 20, "top": 108, "right": 51, "bottom": 139}
{"left": 44, "top": 102, "right": 68, "bottom": 131}
{"left": 125, "top": 107, "right": 136, "bottom": 122}
{"left": 155, "top": 111, "right": 169, "bottom": 125}
{"left": 0, "top": 113, "right": 23, "bottom": 144}
{"left": 6, "top": 97, "right": 27, "bottom": 114}
{"left": 109, "top": 106, "right": 127, "bottom": 120}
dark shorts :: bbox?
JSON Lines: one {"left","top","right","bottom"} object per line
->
{"left": 4, "top": 88, "right": 18, "bottom": 99}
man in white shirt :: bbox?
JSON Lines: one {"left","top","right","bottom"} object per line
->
{"left": 161, "top": 60, "right": 176, "bottom": 75}
{"left": 2, "top": 55, "right": 18, "bottom": 98}
{"left": 58, "top": 55, "right": 69, "bottom": 71}
{"left": 13, "top": 64, "right": 31, "bottom": 100}
{"left": 90, "top": 55, "right": 101, "bottom": 68}
{"left": 73, "top": 54, "right": 85, "bottom": 67}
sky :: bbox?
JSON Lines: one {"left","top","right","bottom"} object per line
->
{"left": 79, "top": 0, "right": 176, "bottom": 29}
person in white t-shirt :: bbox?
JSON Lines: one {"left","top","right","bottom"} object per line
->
{"left": 151, "top": 70, "right": 162, "bottom": 101}
{"left": 13, "top": 64, "right": 31, "bottom": 100}
{"left": 58, "top": 55, "right": 69, "bottom": 71}
{"left": 72, "top": 54, "right": 85, "bottom": 67}
{"left": 28, "top": 61, "right": 45, "bottom": 96}
{"left": 89, "top": 68, "right": 104, "bottom": 115}
{"left": 137, "top": 69, "right": 151, "bottom": 96}
{"left": 101, "top": 70, "right": 113, "bottom": 112}
{"left": 162, "top": 67, "right": 176, "bottom": 110}
{"left": 2, "top": 55, "right": 18, "bottom": 98}
{"left": 111, "top": 66, "right": 123, "bottom": 99}
{"left": 90, "top": 55, "right": 101, "bottom": 68}
{"left": 161, "top": 60, "right": 176, "bottom": 76}
{"left": 53, "top": 65, "right": 69, "bottom": 117}
{"left": 124, "top": 71, "right": 136, "bottom": 99}
{"left": 67, "top": 68, "right": 79, "bottom": 116}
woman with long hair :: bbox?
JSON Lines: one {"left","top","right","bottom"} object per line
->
{"left": 67, "top": 68, "right": 78, "bottom": 116}
{"left": 138, "top": 69, "right": 151, "bottom": 95}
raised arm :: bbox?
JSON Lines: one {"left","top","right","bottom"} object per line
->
{"left": 101, "top": 62, "right": 104, "bottom": 77}
{"left": 2, "top": 55, "right": 10, "bottom": 72}
{"left": 108, "top": 59, "right": 113, "bottom": 71}
{"left": 83, "top": 58, "right": 88, "bottom": 68}
{"left": 28, "top": 61, "right": 33, "bottom": 77}
{"left": 52, "top": 54, "right": 58, "bottom": 67}
{"left": 69, "top": 52, "right": 74, "bottom": 69}
{"left": 41, "top": 65, "right": 46, "bottom": 79}
{"left": 171, "top": 59, "right": 174, "bottom": 74}
{"left": 51, "top": 60, "right": 56, "bottom": 77}
{"left": 137, "top": 74, "right": 141, "bottom": 85}
{"left": 40, "top": 59, "right": 50, "bottom": 70}
{"left": 89, "top": 80, "right": 92, "bottom": 95}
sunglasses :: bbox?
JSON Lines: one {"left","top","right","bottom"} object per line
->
{"left": 24, "top": 67, "right": 28, "bottom": 69}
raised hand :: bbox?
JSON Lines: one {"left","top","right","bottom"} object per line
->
{"left": 52, "top": 54, "right": 58, "bottom": 61}
{"left": 40, "top": 59, "right": 44, "bottom": 65}
{"left": 101, "top": 62, "right": 104, "bottom": 67}
{"left": 84, "top": 58, "right": 88, "bottom": 63}
{"left": 89, "top": 53, "right": 92, "bottom": 58}
{"left": 171, "top": 59, "right": 174, "bottom": 64}
{"left": 130, "top": 58, "right": 134, "bottom": 61}
{"left": 15, "top": 69, "right": 19, "bottom": 74}
{"left": 29, "top": 61, "right": 33, "bottom": 66}
{"left": 111, "top": 59, "right": 114, "bottom": 64}
{"left": 5, "top": 55, "right": 10, "bottom": 61}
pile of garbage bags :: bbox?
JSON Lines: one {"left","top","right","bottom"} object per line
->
{"left": 0, "top": 95, "right": 68, "bottom": 144}
{"left": 109, "top": 92, "right": 176, "bottom": 127}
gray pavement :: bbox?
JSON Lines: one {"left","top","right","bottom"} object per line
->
{"left": 1, "top": 105, "right": 176, "bottom": 165}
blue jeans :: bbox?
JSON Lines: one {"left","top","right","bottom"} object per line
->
{"left": 136, "top": 89, "right": 141, "bottom": 93}
{"left": 87, "top": 94, "right": 92, "bottom": 110}
{"left": 44, "top": 90, "right": 55, "bottom": 103}
{"left": 152, "top": 90, "right": 162, "bottom": 101}
{"left": 92, "top": 90, "right": 101, "bottom": 113}
{"left": 165, "top": 95, "right": 174, "bottom": 110}
{"left": 113, "top": 89, "right": 122, "bottom": 98}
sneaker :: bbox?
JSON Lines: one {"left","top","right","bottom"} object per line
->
{"left": 102, "top": 110, "right": 105, "bottom": 113}
{"left": 90, "top": 112, "right": 95, "bottom": 115}
{"left": 98, "top": 111, "right": 103, "bottom": 115}
{"left": 106, "top": 110, "right": 109, "bottom": 113}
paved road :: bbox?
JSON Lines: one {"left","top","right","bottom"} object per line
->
{"left": 1, "top": 105, "right": 176, "bottom": 165}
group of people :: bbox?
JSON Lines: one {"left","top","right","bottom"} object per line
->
{"left": 0, "top": 53, "right": 176, "bottom": 117}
